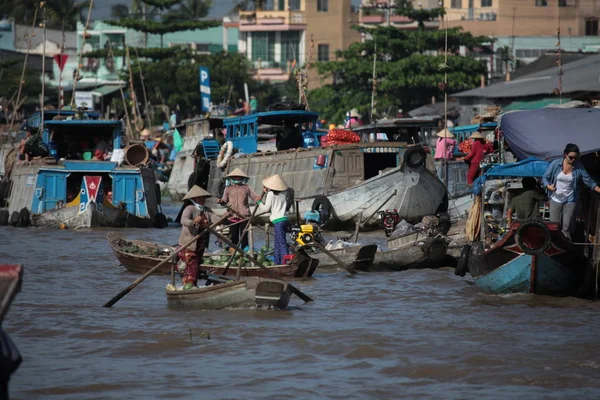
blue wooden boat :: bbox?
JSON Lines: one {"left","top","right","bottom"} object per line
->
{"left": 0, "top": 112, "right": 162, "bottom": 229}
{"left": 468, "top": 221, "right": 577, "bottom": 295}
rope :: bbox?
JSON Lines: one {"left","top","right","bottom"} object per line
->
{"left": 8, "top": 6, "right": 40, "bottom": 132}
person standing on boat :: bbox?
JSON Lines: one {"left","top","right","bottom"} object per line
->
{"left": 256, "top": 174, "right": 290, "bottom": 265}
{"left": 506, "top": 177, "right": 545, "bottom": 226}
{"left": 434, "top": 129, "right": 456, "bottom": 181}
{"left": 217, "top": 168, "right": 259, "bottom": 251}
{"left": 179, "top": 185, "right": 215, "bottom": 289}
{"left": 461, "top": 131, "right": 494, "bottom": 184}
{"left": 543, "top": 143, "right": 600, "bottom": 239}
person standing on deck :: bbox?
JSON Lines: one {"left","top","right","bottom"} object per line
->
{"left": 179, "top": 185, "right": 215, "bottom": 289}
{"left": 217, "top": 168, "right": 259, "bottom": 251}
{"left": 506, "top": 177, "right": 546, "bottom": 226}
{"left": 461, "top": 131, "right": 494, "bottom": 184}
{"left": 542, "top": 143, "right": 600, "bottom": 240}
{"left": 256, "top": 174, "right": 291, "bottom": 265}
{"left": 434, "top": 129, "right": 456, "bottom": 182}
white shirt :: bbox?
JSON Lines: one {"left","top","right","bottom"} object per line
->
{"left": 551, "top": 171, "right": 574, "bottom": 204}
{"left": 256, "top": 191, "right": 288, "bottom": 222}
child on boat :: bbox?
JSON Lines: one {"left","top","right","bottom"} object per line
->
{"left": 256, "top": 174, "right": 291, "bottom": 265}
{"left": 178, "top": 185, "right": 215, "bottom": 289}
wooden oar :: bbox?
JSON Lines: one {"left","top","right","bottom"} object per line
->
{"left": 208, "top": 228, "right": 314, "bottom": 303}
{"left": 103, "top": 214, "right": 230, "bottom": 308}
{"left": 311, "top": 241, "right": 357, "bottom": 275}
{"left": 228, "top": 208, "right": 276, "bottom": 239}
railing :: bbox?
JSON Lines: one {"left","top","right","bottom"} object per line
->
{"left": 239, "top": 10, "right": 305, "bottom": 26}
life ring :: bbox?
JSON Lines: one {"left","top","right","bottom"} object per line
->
{"left": 311, "top": 195, "right": 336, "bottom": 225}
{"left": 403, "top": 146, "right": 427, "bottom": 169}
{"left": 455, "top": 244, "right": 471, "bottom": 277}
{"left": 217, "top": 141, "right": 234, "bottom": 169}
{"left": 515, "top": 220, "right": 551, "bottom": 255}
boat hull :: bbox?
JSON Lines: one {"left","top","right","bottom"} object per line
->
{"left": 33, "top": 202, "right": 154, "bottom": 229}
{"left": 467, "top": 222, "right": 580, "bottom": 296}
{"left": 310, "top": 244, "right": 378, "bottom": 271}
{"left": 374, "top": 237, "right": 448, "bottom": 271}
{"left": 166, "top": 277, "right": 291, "bottom": 310}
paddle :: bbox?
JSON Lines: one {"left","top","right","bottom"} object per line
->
{"left": 103, "top": 213, "right": 230, "bottom": 308}
{"left": 208, "top": 228, "right": 313, "bottom": 303}
{"left": 311, "top": 241, "right": 357, "bottom": 275}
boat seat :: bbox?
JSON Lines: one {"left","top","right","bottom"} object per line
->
{"left": 203, "top": 140, "right": 220, "bottom": 159}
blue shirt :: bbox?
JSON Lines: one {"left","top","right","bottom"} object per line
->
{"left": 542, "top": 158, "right": 598, "bottom": 203}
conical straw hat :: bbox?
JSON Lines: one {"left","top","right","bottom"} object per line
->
{"left": 226, "top": 168, "right": 249, "bottom": 178}
{"left": 183, "top": 185, "right": 212, "bottom": 200}
{"left": 349, "top": 108, "right": 360, "bottom": 118}
{"left": 262, "top": 174, "right": 288, "bottom": 191}
{"left": 140, "top": 128, "right": 151, "bottom": 138}
{"left": 437, "top": 129, "right": 454, "bottom": 138}
{"left": 470, "top": 131, "right": 486, "bottom": 140}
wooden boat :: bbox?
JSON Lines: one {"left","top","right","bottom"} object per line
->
{"left": 374, "top": 232, "right": 449, "bottom": 271}
{"left": 107, "top": 233, "right": 318, "bottom": 278}
{"left": 310, "top": 244, "right": 378, "bottom": 271}
{"left": 165, "top": 276, "right": 292, "bottom": 310}
{"left": 467, "top": 221, "right": 578, "bottom": 295}
{"left": 107, "top": 232, "right": 174, "bottom": 274}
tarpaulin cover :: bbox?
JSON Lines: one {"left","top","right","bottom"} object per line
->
{"left": 499, "top": 108, "right": 600, "bottom": 160}
{"left": 483, "top": 157, "right": 549, "bottom": 178}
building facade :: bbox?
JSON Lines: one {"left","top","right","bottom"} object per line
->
{"left": 238, "top": 0, "right": 360, "bottom": 86}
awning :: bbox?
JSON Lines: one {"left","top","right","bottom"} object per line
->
{"left": 503, "top": 98, "right": 571, "bottom": 111}
{"left": 484, "top": 157, "right": 549, "bottom": 178}
{"left": 91, "top": 84, "right": 124, "bottom": 97}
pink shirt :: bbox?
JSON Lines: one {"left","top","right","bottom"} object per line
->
{"left": 434, "top": 137, "right": 456, "bottom": 160}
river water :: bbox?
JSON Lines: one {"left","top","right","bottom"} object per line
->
{"left": 2, "top": 203, "right": 600, "bottom": 399}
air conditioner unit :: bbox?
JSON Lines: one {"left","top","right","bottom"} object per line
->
{"left": 479, "top": 13, "right": 485, "bottom": 20}
{"left": 490, "top": 12, "right": 497, "bottom": 21}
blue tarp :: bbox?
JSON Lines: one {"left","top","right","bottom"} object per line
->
{"left": 449, "top": 122, "right": 497, "bottom": 134}
{"left": 484, "top": 157, "right": 549, "bottom": 178}
{"left": 472, "top": 157, "right": 549, "bottom": 196}
{"left": 500, "top": 108, "right": 600, "bottom": 160}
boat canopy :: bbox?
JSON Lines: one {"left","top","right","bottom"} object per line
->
{"left": 483, "top": 157, "right": 549, "bottom": 178}
{"left": 449, "top": 122, "right": 497, "bottom": 143}
{"left": 223, "top": 110, "right": 320, "bottom": 154}
{"left": 27, "top": 110, "right": 100, "bottom": 129}
{"left": 42, "top": 119, "right": 124, "bottom": 159}
{"left": 499, "top": 108, "right": 600, "bottom": 160}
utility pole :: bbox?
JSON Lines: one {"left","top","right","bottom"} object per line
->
{"left": 41, "top": 3, "right": 46, "bottom": 131}
{"left": 507, "top": 5, "right": 516, "bottom": 82}
{"left": 143, "top": 1, "right": 148, "bottom": 48}
{"left": 370, "top": 43, "right": 377, "bottom": 122}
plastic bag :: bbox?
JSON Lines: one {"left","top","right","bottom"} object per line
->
{"left": 388, "top": 220, "right": 416, "bottom": 239}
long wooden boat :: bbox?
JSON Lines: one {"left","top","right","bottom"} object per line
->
{"left": 165, "top": 276, "right": 292, "bottom": 310}
{"left": 107, "top": 233, "right": 318, "bottom": 278}
{"left": 374, "top": 232, "right": 449, "bottom": 271}
{"left": 309, "top": 244, "right": 378, "bottom": 271}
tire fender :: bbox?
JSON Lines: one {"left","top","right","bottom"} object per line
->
{"left": 455, "top": 244, "right": 471, "bottom": 277}
{"left": 515, "top": 220, "right": 552, "bottom": 255}
{"left": 403, "top": 146, "right": 427, "bottom": 169}
{"left": 217, "top": 141, "right": 234, "bottom": 169}
{"left": 311, "top": 195, "right": 336, "bottom": 225}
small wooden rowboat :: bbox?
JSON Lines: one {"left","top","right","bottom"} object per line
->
{"left": 107, "top": 233, "right": 318, "bottom": 278}
{"left": 166, "top": 277, "right": 292, "bottom": 310}
{"left": 373, "top": 232, "right": 449, "bottom": 271}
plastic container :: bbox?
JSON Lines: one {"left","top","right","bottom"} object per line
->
{"left": 124, "top": 144, "right": 149, "bottom": 166}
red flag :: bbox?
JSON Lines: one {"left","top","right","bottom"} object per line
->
{"left": 54, "top": 54, "right": 69, "bottom": 72}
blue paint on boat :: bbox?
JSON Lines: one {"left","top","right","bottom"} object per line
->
{"left": 475, "top": 253, "right": 575, "bottom": 295}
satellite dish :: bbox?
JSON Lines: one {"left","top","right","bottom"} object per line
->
{"left": 82, "top": 43, "right": 93, "bottom": 54}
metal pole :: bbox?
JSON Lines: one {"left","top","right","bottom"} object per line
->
{"left": 370, "top": 43, "right": 377, "bottom": 122}
{"left": 443, "top": 15, "right": 449, "bottom": 188}
{"left": 41, "top": 6, "right": 46, "bottom": 131}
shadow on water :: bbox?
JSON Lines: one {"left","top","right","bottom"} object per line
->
{"left": 2, "top": 201, "right": 600, "bottom": 399}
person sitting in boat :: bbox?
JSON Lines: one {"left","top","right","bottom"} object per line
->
{"left": 92, "top": 149, "right": 105, "bottom": 161}
{"left": 179, "top": 185, "right": 216, "bottom": 289}
{"left": 506, "top": 177, "right": 545, "bottom": 226}
{"left": 460, "top": 131, "right": 494, "bottom": 185}
{"left": 140, "top": 129, "right": 156, "bottom": 151}
{"left": 434, "top": 129, "right": 456, "bottom": 181}
{"left": 217, "top": 168, "right": 259, "bottom": 252}
{"left": 93, "top": 136, "right": 109, "bottom": 153}
{"left": 256, "top": 174, "right": 291, "bottom": 265}
{"left": 19, "top": 126, "right": 48, "bottom": 161}
{"left": 345, "top": 109, "right": 362, "bottom": 129}
{"left": 542, "top": 143, "right": 600, "bottom": 240}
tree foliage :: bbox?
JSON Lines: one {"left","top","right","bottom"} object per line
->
{"left": 0, "top": 0, "right": 90, "bottom": 30}
{"left": 105, "top": 18, "right": 219, "bottom": 35}
{"left": 310, "top": 18, "right": 492, "bottom": 123}
{"left": 85, "top": 46, "right": 191, "bottom": 60}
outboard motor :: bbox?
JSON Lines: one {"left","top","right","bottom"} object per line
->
{"left": 377, "top": 209, "right": 401, "bottom": 237}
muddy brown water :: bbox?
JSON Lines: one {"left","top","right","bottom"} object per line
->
{"left": 2, "top": 204, "right": 600, "bottom": 399}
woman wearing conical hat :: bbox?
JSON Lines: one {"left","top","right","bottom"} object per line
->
{"left": 178, "top": 185, "right": 215, "bottom": 289}
{"left": 256, "top": 174, "right": 291, "bottom": 265}
{"left": 434, "top": 129, "right": 457, "bottom": 181}
{"left": 217, "top": 168, "right": 259, "bottom": 251}
{"left": 461, "top": 130, "right": 494, "bottom": 185}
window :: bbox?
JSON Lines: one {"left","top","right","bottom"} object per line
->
{"left": 481, "top": 0, "right": 492, "bottom": 6}
{"left": 252, "top": 32, "right": 276, "bottom": 62}
{"left": 289, "top": 0, "right": 301, "bottom": 10}
{"left": 317, "top": 0, "right": 328, "bottom": 12}
{"left": 586, "top": 19, "right": 599, "bottom": 36}
{"left": 281, "top": 31, "right": 301, "bottom": 62}
{"left": 558, "top": 0, "right": 567, "bottom": 6}
{"left": 318, "top": 44, "right": 329, "bottom": 61}
{"left": 451, "top": 0, "right": 462, "bottom": 8}
{"left": 535, "top": 0, "right": 547, "bottom": 6}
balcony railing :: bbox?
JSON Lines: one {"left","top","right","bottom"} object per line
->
{"left": 240, "top": 10, "right": 305, "bottom": 26}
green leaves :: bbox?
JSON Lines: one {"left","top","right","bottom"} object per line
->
{"left": 104, "top": 19, "right": 220, "bottom": 35}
